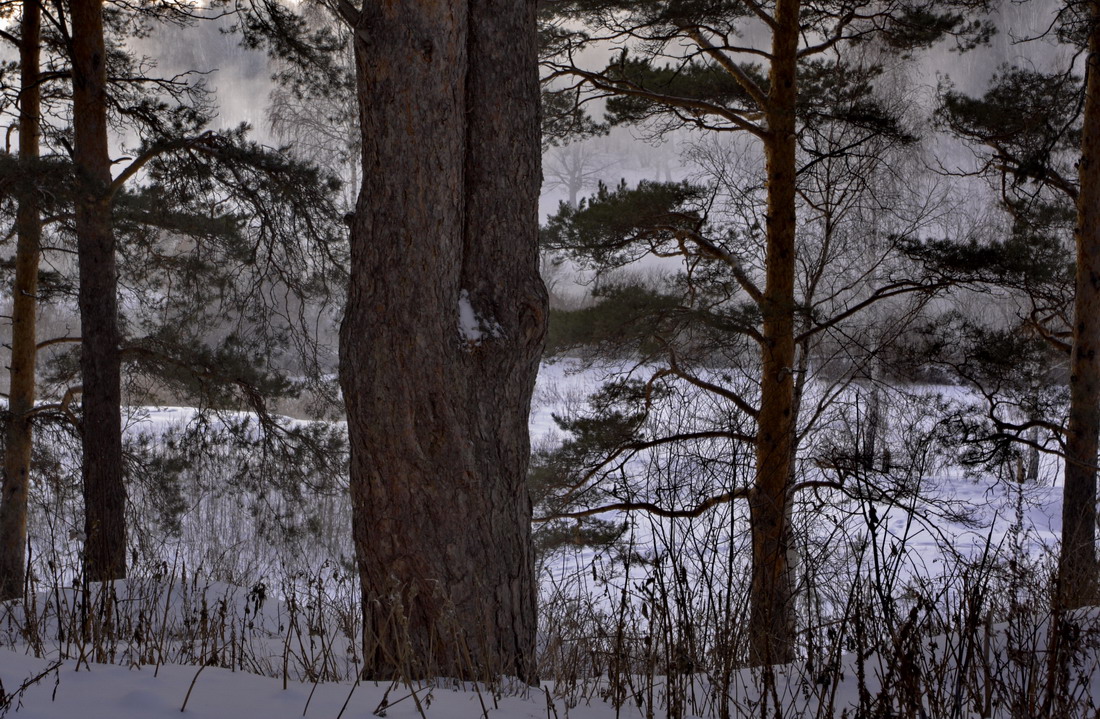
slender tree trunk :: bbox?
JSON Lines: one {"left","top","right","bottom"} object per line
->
{"left": 748, "top": 0, "right": 800, "bottom": 667}
{"left": 1026, "top": 424, "right": 1040, "bottom": 483}
{"left": 568, "top": 180, "right": 580, "bottom": 208}
{"left": 1060, "top": 0, "right": 1100, "bottom": 610}
{"left": 71, "top": 0, "right": 127, "bottom": 582}
{"left": 0, "top": 0, "right": 42, "bottom": 600}
{"left": 340, "top": 0, "right": 545, "bottom": 681}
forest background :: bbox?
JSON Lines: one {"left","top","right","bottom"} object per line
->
{"left": 1, "top": 1, "right": 1100, "bottom": 717}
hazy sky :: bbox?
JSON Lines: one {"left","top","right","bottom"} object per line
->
{"left": 137, "top": 16, "right": 277, "bottom": 140}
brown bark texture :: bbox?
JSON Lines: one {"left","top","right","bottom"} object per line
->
{"left": 748, "top": 0, "right": 800, "bottom": 667}
{"left": 71, "top": 0, "right": 127, "bottom": 582}
{"left": 339, "top": 0, "right": 546, "bottom": 681}
{"left": 0, "top": 0, "right": 42, "bottom": 600}
{"left": 1060, "top": 0, "right": 1100, "bottom": 609}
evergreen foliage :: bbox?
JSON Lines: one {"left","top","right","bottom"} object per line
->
{"left": 0, "top": 1, "right": 348, "bottom": 578}
{"left": 924, "top": 23, "right": 1088, "bottom": 480}
{"left": 911, "top": 0, "right": 1100, "bottom": 609}
{"left": 538, "top": 0, "right": 996, "bottom": 664}
{"left": 545, "top": 282, "right": 684, "bottom": 357}
{"left": 0, "top": 9, "right": 346, "bottom": 412}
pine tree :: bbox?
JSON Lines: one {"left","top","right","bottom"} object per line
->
{"left": 238, "top": 0, "right": 548, "bottom": 681}
{"left": 0, "top": 0, "right": 346, "bottom": 590}
{"left": 331, "top": 0, "right": 546, "bottom": 681}
{"left": 0, "top": 0, "right": 43, "bottom": 599}
{"left": 71, "top": 0, "right": 126, "bottom": 582}
{"left": 933, "top": 1, "right": 1100, "bottom": 609}
{"left": 540, "top": 0, "right": 993, "bottom": 664}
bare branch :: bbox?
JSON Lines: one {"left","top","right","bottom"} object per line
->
{"left": 796, "top": 279, "right": 950, "bottom": 343}
{"left": 666, "top": 354, "right": 760, "bottom": 419}
{"left": 108, "top": 132, "right": 216, "bottom": 200}
{"left": 27, "top": 385, "right": 82, "bottom": 428}
{"left": 535, "top": 487, "right": 750, "bottom": 522}
{"left": 36, "top": 335, "right": 80, "bottom": 351}
{"left": 683, "top": 27, "right": 770, "bottom": 112}
{"left": 737, "top": 0, "right": 777, "bottom": 30}
{"left": 682, "top": 229, "right": 765, "bottom": 304}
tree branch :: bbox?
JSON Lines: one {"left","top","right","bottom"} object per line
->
{"left": 622, "top": 429, "right": 756, "bottom": 452}
{"left": 36, "top": 335, "right": 80, "bottom": 351}
{"left": 535, "top": 487, "right": 750, "bottom": 522}
{"left": 737, "top": 0, "right": 778, "bottom": 30}
{"left": 107, "top": 132, "right": 216, "bottom": 201}
{"left": 683, "top": 27, "right": 770, "bottom": 112}
{"left": 27, "top": 384, "right": 82, "bottom": 428}
{"left": 666, "top": 355, "right": 760, "bottom": 419}
{"left": 551, "top": 66, "right": 766, "bottom": 138}
{"left": 681, "top": 229, "right": 765, "bottom": 304}
{"left": 796, "top": 279, "right": 950, "bottom": 343}
{"left": 331, "top": 0, "right": 360, "bottom": 29}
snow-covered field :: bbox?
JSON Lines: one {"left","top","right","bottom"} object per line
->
{"left": 1, "top": 595, "right": 1096, "bottom": 718}
{"left": 0, "top": 651, "right": 553, "bottom": 719}
{"left": 0, "top": 361, "right": 1095, "bottom": 717}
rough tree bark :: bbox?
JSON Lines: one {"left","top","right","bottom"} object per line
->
{"left": 747, "top": 0, "right": 800, "bottom": 667}
{"left": 1060, "top": 0, "right": 1100, "bottom": 609}
{"left": 0, "top": 0, "right": 42, "bottom": 600}
{"left": 71, "top": 0, "right": 127, "bottom": 582}
{"left": 338, "top": 0, "right": 546, "bottom": 680}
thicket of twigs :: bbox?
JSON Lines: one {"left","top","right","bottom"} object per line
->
{"left": 0, "top": 381, "right": 1097, "bottom": 719}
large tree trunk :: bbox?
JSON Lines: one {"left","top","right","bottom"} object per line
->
{"left": 748, "top": 0, "right": 800, "bottom": 667}
{"left": 339, "top": 0, "right": 545, "bottom": 681}
{"left": 71, "top": 0, "right": 127, "bottom": 582}
{"left": 0, "top": 0, "right": 42, "bottom": 600}
{"left": 1060, "top": 0, "right": 1100, "bottom": 610}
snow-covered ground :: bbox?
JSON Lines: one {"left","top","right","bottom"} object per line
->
{"left": 0, "top": 361, "right": 1095, "bottom": 717}
{"left": 1, "top": 598, "right": 1096, "bottom": 718}
{"left": 0, "top": 651, "right": 553, "bottom": 719}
